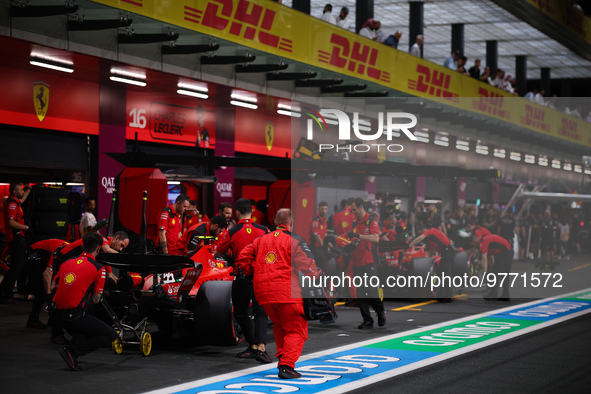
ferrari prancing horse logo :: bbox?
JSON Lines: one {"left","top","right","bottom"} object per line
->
{"left": 265, "top": 122, "right": 274, "bottom": 151}
{"left": 34, "top": 81, "right": 49, "bottom": 122}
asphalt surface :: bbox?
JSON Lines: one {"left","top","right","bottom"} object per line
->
{"left": 1, "top": 253, "right": 590, "bottom": 393}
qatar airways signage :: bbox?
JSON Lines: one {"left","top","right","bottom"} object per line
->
{"left": 305, "top": 109, "right": 418, "bottom": 152}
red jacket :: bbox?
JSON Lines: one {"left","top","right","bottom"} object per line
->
{"left": 236, "top": 225, "right": 320, "bottom": 304}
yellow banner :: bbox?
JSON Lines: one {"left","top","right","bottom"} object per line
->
{"left": 525, "top": 0, "right": 591, "bottom": 43}
{"left": 92, "top": 0, "right": 591, "bottom": 147}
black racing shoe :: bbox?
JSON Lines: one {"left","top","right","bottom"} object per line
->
{"left": 26, "top": 319, "right": 48, "bottom": 329}
{"left": 58, "top": 347, "right": 81, "bottom": 371}
{"left": 50, "top": 335, "right": 70, "bottom": 345}
{"left": 236, "top": 347, "right": 258, "bottom": 359}
{"left": 358, "top": 321, "right": 374, "bottom": 329}
{"left": 377, "top": 311, "right": 386, "bottom": 327}
{"left": 278, "top": 365, "right": 301, "bottom": 379}
{"left": 256, "top": 350, "right": 273, "bottom": 364}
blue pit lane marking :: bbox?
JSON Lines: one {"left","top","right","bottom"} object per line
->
{"left": 145, "top": 288, "right": 591, "bottom": 394}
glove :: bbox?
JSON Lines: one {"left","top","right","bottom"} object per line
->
{"left": 347, "top": 231, "right": 360, "bottom": 239}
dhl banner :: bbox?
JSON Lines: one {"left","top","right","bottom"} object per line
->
{"left": 525, "top": 0, "right": 591, "bottom": 44}
{"left": 92, "top": 0, "right": 591, "bottom": 147}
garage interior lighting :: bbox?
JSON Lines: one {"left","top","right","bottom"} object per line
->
{"left": 574, "top": 165, "right": 582, "bottom": 173}
{"left": 277, "top": 102, "right": 301, "bottom": 117}
{"left": 493, "top": 148, "right": 506, "bottom": 158}
{"left": 277, "top": 109, "right": 301, "bottom": 117}
{"left": 177, "top": 82, "right": 208, "bottom": 99}
{"left": 552, "top": 160, "right": 561, "bottom": 169}
{"left": 475, "top": 145, "right": 489, "bottom": 155}
{"left": 455, "top": 140, "right": 469, "bottom": 151}
{"left": 30, "top": 55, "right": 73, "bottom": 73}
{"left": 585, "top": 169, "right": 591, "bottom": 175}
{"left": 524, "top": 154, "right": 535, "bottom": 164}
{"left": 110, "top": 68, "right": 146, "bottom": 87}
{"left": 539, "top": 157, "right": 549, "bottom": 166}
{"left": 414, "top": 131, "right": 429, "bottom": 142}
{"left": 564, "top": 163, "right": 572, "bottom": 171}
{"left": 510, "top": 152, "right": 521, "bottom": 161}
{"left": 230, "top": 100, "right": 258, "bottom": 109}
{"left": 167, "top": 181, "right": 181, "bottom": 185}
{"left": 434, "top": 135, "right": 449, "bottom": 147}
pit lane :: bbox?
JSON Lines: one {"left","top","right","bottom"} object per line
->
{"left": 1, "top": 254, "right": 590, "bottom": 393}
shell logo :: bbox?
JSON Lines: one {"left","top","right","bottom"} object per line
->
{"left": 265, "top": 252, "right": 277, "bottom": 263}
{"left": 64, "top": 272, "right": 76, "bottom": 285}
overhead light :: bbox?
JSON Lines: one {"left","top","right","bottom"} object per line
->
{"left": 456, "top": 140, "right": 469, "bottom": 151}
{"left": 539, "top": 157, "right": 549, "bottom": 166}
{"left": 424, "top": 199, "right": 442, "bottom": 204}
{"left": 524, "top": 154, "right": 535, "bottom": 164}
{"left": 574, "top": 165, "right": 582, "bottom": 173}
{"left": 278, "top": 103, "right": 301, "bottom": 112}
{"left": 585, "top": 169, "right": 591, "bottom": 175}
{"left": 564, "top": 163, "right": 572, "bottom": 171}
{"left": 456, "top": 140, "right": 469, "bottom": 146}
{"left": 277, "top": 109, "right": 301, "bottom": 117}
{"left": 414, "top": 131, "right": 429, "bottom": 138}
{"left": 177, "top": 82, "right": 208, "bottom": 99}
{"left": 167, "top": 181, "right": 181, "bottom": 185}
{"left": 510, "top": 152, "right": 521, "bottom": 161}
{"left": 493, "top": 149, "right": 506, "bottom": 158}
{"left": 434, "top": 140, "right": 449, "bottom": 147}
{"left": 230, "top": 100, "right": 258, "bottom": 110}
{"left": 552, "top": 160, "right": 561, "bottom": 169}
{"left": 30, "top": 54, "right": 73, "bottom": 73}
{"left": 231, "top": 93, "right": 257, "bottom": 103}
{"left": 110, "top": 68, "right": 146, "bottom": 87}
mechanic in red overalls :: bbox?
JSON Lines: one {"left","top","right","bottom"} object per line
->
{"left": 0, "top": 182, "right": 31, "bottom": 303}
{"left": 410, "top": 225, "right": 456, "bottom": 302}
{"left": 466, "top": 218, "right": 492, "bottom": 239}
{"left": 309, "top": 201, "right": 328, "bottom": 265}
{"left": 332, "top": 197, "right": 357, "bottom": 300}
{"left": 479, "top": 234, "right": 513, "bottom": 301}
{"left": 214, "top": 198, "right": 271, "bottom": 363}
{"left": 347, "top": 198, "right": 386, "bottom": 329}
{"left": 158, "top": 194, "right": 190, "bottom": 255}
{"left": 25, "top": 239, "right": 66, "bottom": 329}
{"left": 236, "top": 209, "right": 321, "bottom": 379}
{"left": 52, "top": 233, "right": 118, "bottom": 371}
{"left": 170, "top": 215, "right": 228, "bottom": 255}
{"left": 182, "top": 200, "right": 208, "bottom": 233}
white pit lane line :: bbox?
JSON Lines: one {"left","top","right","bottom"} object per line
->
{"left": 144, "top": 287, "right": 591, "bottom": 394}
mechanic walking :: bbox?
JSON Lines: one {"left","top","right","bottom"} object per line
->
{"left": 236, "top": 209, "right": 321, "bottom": 379}
{"left": 409, "top": 226, "right": 456, "bottom": 302}
{"left": 214, "top": 198, "right": 271, "bottom": 363}
{"left": 52, "top": 233, "right": 118, "bottom": 371}
{"left": 0, "top": 182, "right": 31, "bottom": 303}
{"left": 347, "top": 198, "right": 386, "bottom": 329}
{"left": 479, "top": 234, "right": 513, "bottom": 301}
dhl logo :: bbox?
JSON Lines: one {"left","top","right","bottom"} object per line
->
{"left": 559, "top": 117, "right": 582, "bottom": 142}
{"left": 184, "top": 0, "right": 292, "bottom": 53}
{"left": 318, "top": 33, "right": 390, "bottom": 83}
{"left": 408, "top": 65, "right": 459, "bottom": 102}
{"left": 521, "top": 105, "right": 549, "bottom": 132}
{"left": 472, "top": 87, "right": 510, "bottom": 120}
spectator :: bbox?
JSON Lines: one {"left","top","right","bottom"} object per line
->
{"left": 336, "top": 6, "right": 350, "bottom": 30}
{"left": 502, "top": 73, "right": 515, "bottom": 94}
{"left": 443, "top": 50, "right": 460, "bottom": 70}
{"left": 557, "top": 216, "right": 570, "bottom": 259}
{"left": 410, "top": 35, "right": 424, "bottom": 58}
{"left": 359, "top": 19, "right": 383, "bottom": 42}
{"left": 468, "top": 59, "right": 490, "bottom": 82}
{"left": 457, "top": 56, "right": 469, "bottom": 75}
{"left": 570, "top": 105, "right": 582, "bottom": 118}
{"left": 321, "top": 4, "right": 336, "bottom": 25}
{"left": 524, "top": 88, "right": 537, "bottom": 101}
{"left": 534, "top": 89, "right": 546, "bottom": 106}
{"left": 489, "top": 68, "right": 505, "bottom": 89}
{"left": 384, "top": 31, "right": 402, "bottom": 49}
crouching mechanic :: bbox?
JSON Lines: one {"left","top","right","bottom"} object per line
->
{"left": 409, "top": 226, "right": 456, "bottom": 302}
{"left": 51, "top": 233, "right": 118, "bottom": 371}
{"left": 236, "top": 209, "right": 321, "bottom": 379}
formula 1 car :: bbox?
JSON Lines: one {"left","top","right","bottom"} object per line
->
{"left": 97, "top": 238, "right": 241, "bottom": 356}
{"left": 379, "top": 242, "right": 472, "bottom": 297}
